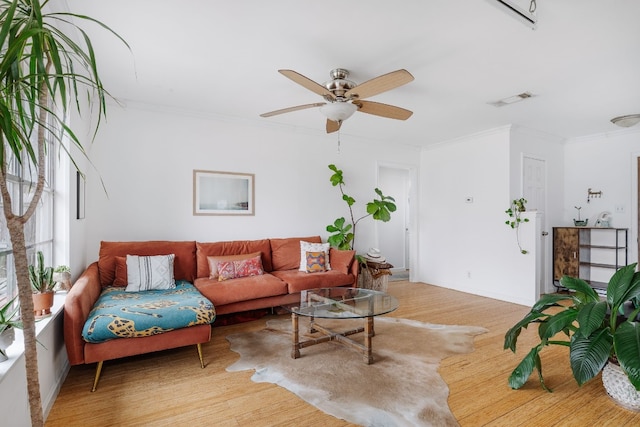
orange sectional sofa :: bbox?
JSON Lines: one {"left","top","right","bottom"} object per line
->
{"left": 64, "top": 236, "right": 356, "bottom": 390}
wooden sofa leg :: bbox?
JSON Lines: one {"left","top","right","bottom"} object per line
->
{"left": 197, "top": 344, "right": 205, "bottom": 368}
{"left": 91, "top": 361, "right": 104, "bottom": 392}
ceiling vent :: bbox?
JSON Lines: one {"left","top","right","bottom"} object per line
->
{"left": 488, "top": 92, "right": 534, "bottom": 107}
{"left": 488, "top": 0, "right": 537, "bottom": 29}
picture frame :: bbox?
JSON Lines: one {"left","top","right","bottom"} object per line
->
{"left": 193, "top": 170, "right": 255, "bottom": 216}
{"left": 76, "top": 171, "right": 85, "bottom": 220}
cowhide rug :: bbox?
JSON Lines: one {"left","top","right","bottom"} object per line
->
{"left": 226, "top": 317, "right": 487, "bottom": 427}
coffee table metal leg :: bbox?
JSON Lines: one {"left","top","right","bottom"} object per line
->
{"left": 291, "top": 312, "right": 300, "bottom": 359}
{"left": 364, "top": 316, "right": 374, "bottom": 364}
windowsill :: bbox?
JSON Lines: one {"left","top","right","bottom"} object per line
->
{"left": 0, "top": 292, "right": 66, "bottom": 381}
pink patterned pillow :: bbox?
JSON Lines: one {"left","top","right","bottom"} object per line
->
{"left": 217, "top": 255, "right": 264, "bottom": 282}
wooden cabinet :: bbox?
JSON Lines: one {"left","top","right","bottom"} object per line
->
{"left": 553, "top": 227, "right": 628, "bottom": 291}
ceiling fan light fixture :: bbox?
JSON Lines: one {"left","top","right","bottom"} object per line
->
{"left": 320, "top": 102, "right": 357, "bottom": 122}
{"left": 611, "top": 114, "right": 640, "bottom": 128}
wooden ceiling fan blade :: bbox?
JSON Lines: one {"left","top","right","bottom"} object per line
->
{"left": 326, "top": 119, "right": 341, "bottom": 133}
{"left": 260, "top": 102, "right": 325, "bottom": 118}
{"left": 355, "top": 100, "right": 413, "bottom": 120}
{"left": 345, "top": 69, "right": 414, "bottom": 100}
{"left": 279, "top": 69, "right": 336, "bottom": 100}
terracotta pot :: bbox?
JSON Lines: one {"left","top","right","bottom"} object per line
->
{"left": 32, "top": 291, "right": 54, "bottom": 318}
{"left": 602, "top": 361, "right": 640, "bottom": 411}
{"left": 0, "top": 326, "right": 15, "bottom": 362}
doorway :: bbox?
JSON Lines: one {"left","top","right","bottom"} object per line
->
{"left": 377, "top": 164, "right": 412, "bottom": 278}
{"left": 522, "top": 155, "right": 548, "bottom": 292}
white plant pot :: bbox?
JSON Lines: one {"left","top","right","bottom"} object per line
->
{"left": 602, "top": 361, "right": 640, "bottom": 411}
{"left": 0, "top": 326, "right": 15, "bottom": 362}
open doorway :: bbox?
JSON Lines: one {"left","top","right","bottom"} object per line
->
{"left": 377, "top": 164, "right": 414, "bottom": 281}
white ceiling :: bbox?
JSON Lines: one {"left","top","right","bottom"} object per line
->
{"left": 64, "top": 0, "right": 640, "bottom": 148}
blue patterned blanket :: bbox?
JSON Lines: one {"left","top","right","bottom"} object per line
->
{"left": 82, "top": 281, "right": 216, "bottom": 343}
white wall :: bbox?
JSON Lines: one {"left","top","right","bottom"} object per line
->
{"left": 419, "top": 127, "right": 521, "bottom": 302}
{"left": 80, "top": 104, "right": 421, "bottom": 261}
{"left": 418, "top": 126, "right": 563, "bottom": 306}
{"left": 564, "top": 129, "right": 640, "bottom": 276}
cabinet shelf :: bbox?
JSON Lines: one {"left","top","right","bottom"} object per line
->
{"left": 579, "top": 245, "right": 626, "bottom": 250}
{"left": 553, "top": 227, "right": 628, "bottom": 292}
{"left": 579, "top": 262, "right": 620, "bottom": 269}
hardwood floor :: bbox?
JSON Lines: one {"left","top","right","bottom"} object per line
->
{"left": 46, "top": 281, "right": 640, "bottom": 426}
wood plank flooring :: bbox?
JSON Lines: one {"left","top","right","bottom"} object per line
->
{"left": 45, "top": 281, "right": 640, "bottom": 426}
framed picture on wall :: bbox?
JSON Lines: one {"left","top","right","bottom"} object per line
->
{"left": 193, "top": 170, "right": 255, "bottom": 216}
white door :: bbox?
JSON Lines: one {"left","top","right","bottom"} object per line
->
{"left": 523, "top": 155, "right": 548, "bottom": 292}
{"left": 377, "top": 166, "right": 410, "bottom": 270}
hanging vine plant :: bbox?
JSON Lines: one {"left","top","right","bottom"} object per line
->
{"left": 505, "top": 198, "right": 529, "bottom": 254}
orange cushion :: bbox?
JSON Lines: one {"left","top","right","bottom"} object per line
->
{"left": 113, "top": 256, "right": 127, "bottom": 287}
{"left": 329, "top": 248, "right": 355, "bottom": 274}
{"left": 271, "top": 269, "right": 355, "bottom": 293}
{"left": 194, "top": 274, "right": 288, "bottom": 306}
{"left": 98, "top": 241, "right": 196, "bottom": 287}
{"left": 270, "top": 236, "right": 321, "bottom": 271}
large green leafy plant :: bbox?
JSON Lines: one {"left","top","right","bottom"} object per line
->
{"left": 504, "top": 263, "right": 640, "bottom": 392}
{"left": 326, "top": 164, "right": 396, "bottom": 250}
{"left": 0, "top": 1, "right": 125, "bottom": 425}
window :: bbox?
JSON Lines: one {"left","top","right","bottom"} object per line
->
{"left": 0, "top": 128, "right": 55, "bottom": 305}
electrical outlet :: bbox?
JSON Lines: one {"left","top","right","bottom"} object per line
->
{"left": 615, "top": 205, "right": 625, "bottom": 213}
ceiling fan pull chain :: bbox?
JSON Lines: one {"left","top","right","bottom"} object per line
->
{"left": 337, "top": 130, "right": 341, "bottom": 154}
{"left": 529, "top": 0, "right": 536, "bottom": 13}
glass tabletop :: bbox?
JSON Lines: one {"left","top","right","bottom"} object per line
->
{"left": 282, "top": 287, "right": 399, "bottom": 319}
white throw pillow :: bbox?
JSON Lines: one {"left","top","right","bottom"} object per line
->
{"left": 299, "top": 241, "right": 331, "bottom": 272}
{"left": 125, "top": 254, "right": 176, "bottom": 292}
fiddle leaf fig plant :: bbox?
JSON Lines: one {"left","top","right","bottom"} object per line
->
{"left": 504, "top": 263, "right": 640, "bottom": 392}
{"left": 326, "top": 164, "right": 396, "bottom": 250}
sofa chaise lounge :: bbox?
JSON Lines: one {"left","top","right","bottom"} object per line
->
{"left": 64, "top": 236, "right": 357, "bottom": 390}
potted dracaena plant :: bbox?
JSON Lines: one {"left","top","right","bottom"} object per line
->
{"left": 0, "top": 2, "right": 127, "bottom": 425}
{"left": 29, "top": 251, "right": 55, "bottom": 318}
{"left": 504, "top": 263, "right": 640, "bottom": 409}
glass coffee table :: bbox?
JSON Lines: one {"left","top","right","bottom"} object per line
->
{"left": 282, "top": 287, "right": 399, "bottom": 364}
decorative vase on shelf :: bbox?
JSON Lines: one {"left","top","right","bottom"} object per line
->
{"left": 53, "top": 271, "right": 72, "bottom": 291}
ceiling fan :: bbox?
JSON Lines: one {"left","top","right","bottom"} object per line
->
{"left": 260, "top": 68, "right": 414, "bottom": 133}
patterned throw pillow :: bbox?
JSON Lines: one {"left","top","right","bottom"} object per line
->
{"left": 306, "top": 251, "right": 326, "bottom": 273}
{"left": 125, "top": 254, "right": 176, "bottom": 292}
{"left": 299, "top": 241, "right": 331, "bottom": 272}
{"left": 207, "top": 252, "right": 262, "bottom": 280}
{"left": 217, "top": 255, "right": 264, "bottom": 282}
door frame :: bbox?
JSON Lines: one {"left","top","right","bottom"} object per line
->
{"left": 376, "top": 161, "right": 419, "bottom": 281}
{"left": 521, "top": 153, "right": 550, "bottom": 293}
{"left": 632, "top": 152, "right": 640, "bottom": 266}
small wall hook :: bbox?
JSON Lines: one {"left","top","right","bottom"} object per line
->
{"left": 587, "top": 188, "right": 602, "bottom": 203}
